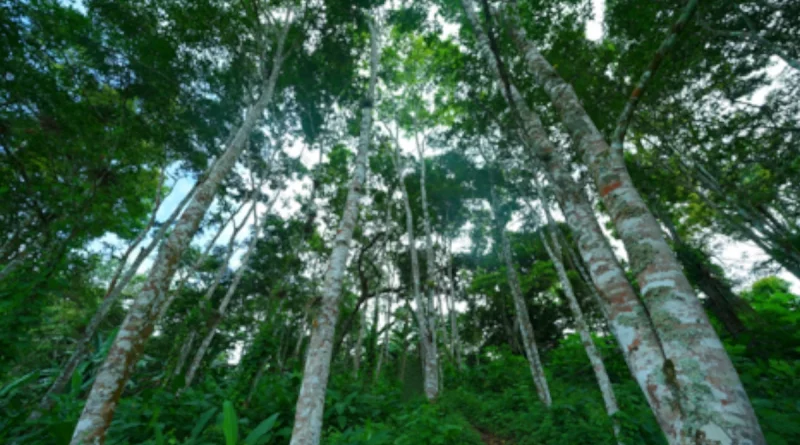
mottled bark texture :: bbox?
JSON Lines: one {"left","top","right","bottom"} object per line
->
{"left": 504, "top": 1, "right": 765, "bottom": 442}
{"left": 33, "top": 176, "right": 182, "bottom": 417}
{"left": 69, "top": 20, "right": 290, "bottom": 445}
{"left": 536, "top": 193, "right": 621, "bottom": 443}
{"left": 461, "top": 0, "right": 682, "bottom": 439}
{"left": 288, "top": 21, "right": 378, "bottom": 445}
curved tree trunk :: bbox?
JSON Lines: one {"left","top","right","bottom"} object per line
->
{"left": 69, "top": 18, "right": 290, "bottom": 444}
{"left": 289, "top": 21, "right": 378, "bottom": 445}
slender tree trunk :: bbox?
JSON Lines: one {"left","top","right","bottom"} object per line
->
{"left": 104, "top": 169, "right": 167, "bottom": 299}
{"left": 246, "top": 354, "right": 271, "bottom": 406}
{"left": 168, "top": 331, "right": 196, "bottom": 387}
{"left": 289, "top": 22, "right": 378, "bottom": 445}
{"left": 182, "top": 204, "right": 264, "bottom": 391}
{"left": 353, "top": 309, "right": 366, "bottom": 378}
{"left": 489, "top": 183, "right": 551, "bottom": 406}
{"left": 445, "top": 236, "right": 462, "bottom": 369}
{"left": 170, "top": 201, "right": 256, "bottom": 380}
{"left": 33, "top": 179, "right": 196, "bottom": 418}
{"left": 460, "top": 0, "right": 683, "bottom": 438}
{"left": 392, "top": 141, "right": 439, "bottom": 401}
{"left": 292, "top": 309, "right": 308, "bottom": 362}
{"left": 417, "top": 136, "right": 441, "bottom": 387}
{"left": 158, "top": 199, "right": 250, "bottom": 323}
{"left": 536, "top": 194, "right": 621, "bottom": 442}
{"left": 500, "top": 229, "right": 551, "bottom": 406}
{"left": 69, "top": 18, "right": 290, "bottom": 444}
{"left": 504, "top": 1, "right": 764, "bottom": 440}
{"left": 374, "top": 291, "right": 391, "bottom": 382}
{"left": 398, "top": 338, "right": 409, "bottom": 383}
{"left": 159, "top": 203, "right": 248, "bottom": 386}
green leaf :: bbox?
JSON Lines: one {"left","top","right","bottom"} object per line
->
{"left": 0, "top": 370, "right": 39, "bottom": 398}
{"left": 223, "top": 400, "right": 238, "bottom": 445}
{"left": 189, "top": 407, "right": 218, "bottom": 442}
{"left": 154, "top": 425, "right": 165, "bottom": 445}
{"left": 71, "top": 369, "right": 82, "bottom": 395}
{"left": 244, "top": 413, "right": 279, "bottom": 445}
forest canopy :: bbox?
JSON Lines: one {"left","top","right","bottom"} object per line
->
{"left": 1, "top": 0, "right": 798, "bottom": 444}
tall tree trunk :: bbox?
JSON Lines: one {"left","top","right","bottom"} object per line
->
{"left": 504, "top": 1, "right": 764, "bottom": 441}
{"left": 288, "top": 21, "right": 378, "bottom": 445}
{"left": 246, "top": 353, "right": 271, "bottom": 406}
{"left": 69, "top": 18, "right": 290, "bottom": 444}
{"left": 417, "top": 135, "right": 441, "bottom": 383}
{"left": 500, "top": 228, "right": 551, "bottom": 406}
{"left": 171, "top": 199, "right": 259, "bottom": 381}
{"left": 460, "top": 0, "right": 683, "bottom": 438}
{"left": 104, "top": 168, "right": 167, "bottom": 299}
{"left": 398, "top": 337, "right": 409, "bottom": 383}
{"left": 34, "top": 178, "right": 195, "bottom": 418}
{"left": 535, "top": 192, "right": 621, "bottom": 442}
{"left": 444, "top": 233, "right": 462, "bottom": 369}
{"left": 292, "top": 308, "right": 308, "bottom": 363}
{"left": 168, "top": 331, "right": 196, "bottom": 387}
{"left": 391, "top": 138, "right": 439, "bottom": 401}
{"left": 353, "top": 308, "right": 366, "bottom": 378}
{"left": 182, "top": 204, "right": 264, "bottom": 391}
{"left": 490, "top": 185, "right": 552, "bottom": 406}
{"left": 158, "top": 199, "right": 250, "bottom": 323}
{"left": 374, "top": 291, "right": 391, "bottom": 382}
{"left": 159, "top": 203, "right": 248, "bottom": 387}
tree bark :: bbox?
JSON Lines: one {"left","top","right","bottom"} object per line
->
{"left": 390, "top": 133, "right": 439, "bottom": 401}
{"left": 504, "top": 1, "right": 764, "bottom": 440}
{"left": 489, "top": 184, "right": 552, "bottom": 406}
{"left": 417, "top": 134, "right": 441, "bottom": 383}
{"left": 34, "top": 177, "right": 195, "bottom": 417}
{"left": 536, "top": 192, "right": 621, "bottom": 443}
{"left": 288, "top": 20, "right": 378, "bottom": 445}
{"left": 182, "top": 204, "right": 263, "bottom": 391}
{"left": 460, "top": 0, "right": 682, "bottom": 438}
{"left": 69, "top": 16, "right": 290, "bottom": 444}
{"left": 443, "top": 231, "right": 463, "bottom": 370}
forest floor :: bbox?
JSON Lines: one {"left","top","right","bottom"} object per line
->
{"left": 474, "top": 425, "right": 511, "bottom": 445}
